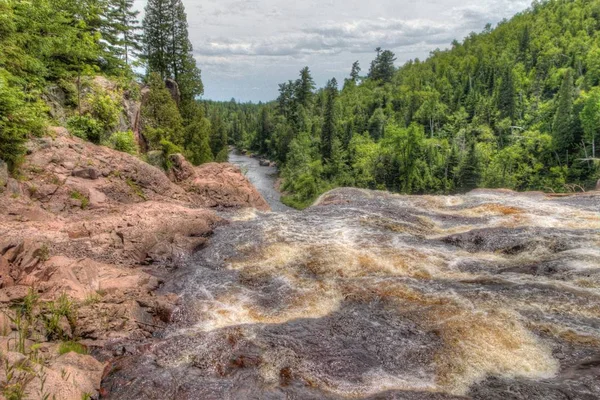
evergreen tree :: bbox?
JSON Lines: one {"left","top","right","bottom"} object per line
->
{"left": 321, "top": 78, "right": 338, "bottom": 162}
{"left": 209, "top": 113, "right": 228, "bottom": 158}
{"left": 368, "top": 48, "right": 397, "bottom": 83}
{"left": 143, "top": 0, "right": 202, "bottom": 105}
{"left": 552, "top": 69, "right": 575, "bottom": 159}
{"left": 143, "top": 0, "right": 172, "bottom": 79}
{"left": 104, "top": 0, "right": 142, "bottom": 66}
{"left": 498, "top": 67, "right": 516, "bottom": 122}
{"left": 350, "top": 61, "right": 361, "bottom": 82}
{"left": 295, "top": 67, "right": 315, "bottom": 108}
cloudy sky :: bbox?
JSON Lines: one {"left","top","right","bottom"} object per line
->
{"left": 134, "top": 0, "right": 531, "bottom": 102}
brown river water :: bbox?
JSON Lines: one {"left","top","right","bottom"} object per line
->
{"left": 104, "top": 154, "right": 600, "bottom": 399}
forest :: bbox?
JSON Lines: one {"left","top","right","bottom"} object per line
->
{"left": 0, "top": 0, "right": 224, "bottom": 174}
{"left": 1, "top": 0, "right": 600, "bottom": 209}
{"left": 206, "top": 0, "right": 600, "bottom": 208}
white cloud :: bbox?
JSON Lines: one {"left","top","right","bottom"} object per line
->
{"left": 135, "top": 0, "right": 531, "bottom": 101}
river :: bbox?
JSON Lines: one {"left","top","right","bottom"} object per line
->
{"left": 105, "top": 186, "right": 600, "bottom": 399}
{"left": 228, "top": 149, "right": 293, "bottom": 212}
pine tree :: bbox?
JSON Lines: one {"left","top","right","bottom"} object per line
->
{"left": 295, "top": 67, "right": 315, "bottom": 108}
{"left": 368, "top": 48, "right": 396, "bottom": 83}
{"left": 498, "top": 67, "right": 516, "bottom": 122}
{"left": 104, "top": 0, "right": 142, "bottom": 66}
{"left": 143, "top": 0, "right": 203, "bottom": 106}
{"left": 552, "top": 69, "right": 575, "bottom": 159}
{"left": 321, "top": 78, "right": 338, "bottom": 162}
{"left": 350, "top": 61, "right": 361, "bottom": 82}
{"left": 143, "top": 0, "right": 172, "bottom": 79}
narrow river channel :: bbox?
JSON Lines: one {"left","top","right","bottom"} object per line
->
{"left": 228, "top": 149, "right": 293, "bottom": 212}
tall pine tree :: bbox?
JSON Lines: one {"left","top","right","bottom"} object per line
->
{"left": 143, "top": 0, "right": 203, "bottom": 108}
{"left": 552, "top": 69, "right": 575, "bottom": 160}
{"left": 321, "top": 78, "right": 338, "bottom": 162}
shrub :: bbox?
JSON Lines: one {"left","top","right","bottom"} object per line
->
{"left": 110, "top": 131, "right": 137, "bottom": 154}
{"left": 0, "top": 70, "right": 45, "bottom": 171}
{"left": 67, "top": 115, "right": 103, "bottom": 143}
{"left": 215, "top": 147, "right": 229, "bottom": 162}
{"left": 160, "top": 139, "right": 183, "bottom": 169}
{"left": 88, "top": 90, "right": 121, "bottom": 133}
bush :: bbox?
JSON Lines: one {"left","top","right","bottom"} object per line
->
{"left": 88, "top": 90, "right": 121, "bottom": 132}
{"left": 0, "top": 70, "right": 45, "bottom": 171}
{"left": 160, "top": 139, "right": 183, "bottom": 169}
{"left": 110, "top": 131, "right": 137, "bottom": 154}
{"left": 215, "top": 147, "right": 229, "bottom": 162}
{"left": 67, "top": 115, "right": 103, "bottom": 143}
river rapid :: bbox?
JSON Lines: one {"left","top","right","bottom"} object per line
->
{"left": 104, "top": 160, "right": 600, "bottom": 399}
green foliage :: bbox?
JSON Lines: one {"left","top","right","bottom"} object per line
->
{"left": 183, "top": 103, "right": 213, "bottom": 165}
{"left": 110, "top": 130, "right": 138, "bottom": 154}
{"left": 213, "top": 0, "right": 600, "bottom": 206}
{"left": 141, "top": 73, "right": 184, "bottom": 149}
{"left": 88, "top": 89, "right": 122, "bottom": 133}
{"left": 58, "top": 341, "right": 87, "bottom": 355}
{"left": 0, "top": 70, "right": 45, "bottom": 171}
{"left": 67, "top": 116, "right": 103, "bottom": 143}
{"left": 70, "top": 190, "right": 90, "bottom": 209}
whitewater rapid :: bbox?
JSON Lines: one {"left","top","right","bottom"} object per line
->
{"left": 104, "top": 181, "right": 600, "bottom": 399}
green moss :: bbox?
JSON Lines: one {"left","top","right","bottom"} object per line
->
{"left": 126, "top": 178, "right": 147, "bottom": 200}
{"left": 58, "top": 341, "right": 87, "bottom": 355}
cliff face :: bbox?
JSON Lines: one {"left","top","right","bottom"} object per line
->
{"left": 0, "top": 128, "right": 269, "bottom": 399}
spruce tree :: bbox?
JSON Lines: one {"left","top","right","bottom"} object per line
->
{"left": 295, "top": 67, "right": 315, "bottom": 108}
{"left": 552, "top": 69, "right": 575, "bottom": 159}
{"left": 321, "top": 78, "right": 338, "bottom": 162}
{"left": 104, "top": 0, "right": 142, "bottom": 66}
{"left": 350, "top": 61, "right": 361, "bottom": 82}
{"left": 368, "top": 48, "right": 396, "bottom": 83}
{"left": 498, "top": 67, "right": 516, "bottom": 122}
{"left": 143, "top": 0, "right": 203, "bottom": 107}
{"left": 143, "top": 0, "right": 172, "bottom": 79}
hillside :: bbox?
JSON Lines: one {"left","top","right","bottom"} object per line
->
{"left": 207, "top": 0, "right": 600, "bottom": 207}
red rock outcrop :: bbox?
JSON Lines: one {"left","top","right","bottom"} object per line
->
{"left": 0, "top": 127, "right": 268, "bottom": 399}
{"left": 169, "top": 154, "right": 271, "bottom": 211}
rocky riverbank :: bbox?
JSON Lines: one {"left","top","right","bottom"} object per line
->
{"left": 0, "top": 128, "right": 269, "bottom": 399}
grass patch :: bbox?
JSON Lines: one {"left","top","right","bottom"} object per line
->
{"left": 58, "top": 341, "right": 87, "bottom": 355}
{"left": 70, "top": 190, "right": 90, "bottom": 209}
{"left": 126, "top": 178, "right": 147, "bottom": 200}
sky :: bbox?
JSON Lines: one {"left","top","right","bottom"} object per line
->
{"left": 134, "top": 0, "right": 532, "bottom": 102}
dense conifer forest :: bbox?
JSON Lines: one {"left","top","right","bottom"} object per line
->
{"left": 206, "top": 0, "right": 600, "bottom": 207}
{"left": 1, "top": 0, "right": 599, "bottom": 208}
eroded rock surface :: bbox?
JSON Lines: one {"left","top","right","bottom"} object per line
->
{"left": 103, "top": 187, "right": 600, "bottom": 399}
{"left": 0, "top": 129, "right": 268, "bottom": 399}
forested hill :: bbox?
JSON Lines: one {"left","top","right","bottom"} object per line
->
{"left": 207, "top": 0, "right": 600, "bottom": 208}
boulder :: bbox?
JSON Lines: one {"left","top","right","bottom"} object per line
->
{"left": 169, "top": 153, "right": 196, "bottom": 182}
{"left": 259, "top": 159, "right": 270, "bottom": 167}
{"left": 72, "top": 167, "right": 101, "bottom": 180}
{"left": 177, "top": 162, "right": 270, "bottom": 211}
{"left": 164, "top": 78, "right": 181, "bottom": 105}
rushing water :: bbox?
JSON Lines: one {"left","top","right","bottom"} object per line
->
{"left": 228, "top": 150, "right": 293, "bottom": 212}
{"left": 104, "top": 188, "right": 600, "bottom": 399}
